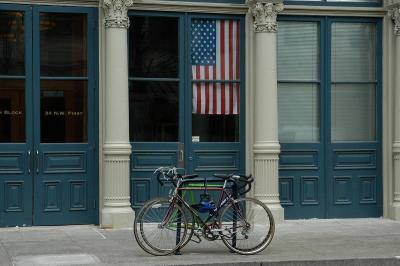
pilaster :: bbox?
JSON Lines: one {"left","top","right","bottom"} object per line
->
{"left": 390, "top": 5, "right": 400, "bottom": 220}
{"left": 101, "top": 0, "right": 134, "bottom": 228}
{"left": 248, "top": 0, "right": 284, "bottom": 223}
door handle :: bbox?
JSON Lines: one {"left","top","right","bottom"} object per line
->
{"left": 27, "top": 150, "right": 31, "bottom": 174}
{"left": 36, "top": 150, "right": 39, "bottom": 174}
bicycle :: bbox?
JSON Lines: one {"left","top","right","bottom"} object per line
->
{"left": 133, "top": 167, "right": 275, "bottom": 256}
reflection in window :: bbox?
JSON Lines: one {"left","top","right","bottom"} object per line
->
{"left": 40, "top": 13, "right": 87, "bottom": 77}
{"left": 41, "top": 80, "right": 87, "bottom": 143}
{"left": 129, "top": 16, "right": 178, "bottom": 78}
{"left": 129, "top": 81, "right": 179, "bottom": 142}
{"left": 0, "top": 11, "right": 25, "bottom": 76}
{"left": 0, "top": 80, "right": 25, "bottom": 143}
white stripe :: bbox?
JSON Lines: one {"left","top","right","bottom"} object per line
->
{"left": 225, "top": 84, "right": 230, "bottom": 114}
{"left": 216, "top": 20, "right": 221, "bottom": 80}
{"left": 233, "top": 83, "right": 238, "bottom": 114}
{"left": 233, "top": 21, "right": 237, "bottom": 80}
{"left": 192, "top": 66, "right": 198, "bottom": 113}
{"left": 224, "top": 21, "right": 229, "bottom": 81}
{"left": 216, "top": 83, "right": 221, "bottom": 114}
{"left": 209, "top": 66, "right": 214, "bottom": 114}
{"left": 200, "top": 67, "right": 206, "bottom": 114}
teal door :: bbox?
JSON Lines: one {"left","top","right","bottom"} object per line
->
{"left": 0, "top": 4, "right": 98, "bottom": 226}
{"left": 277, "top": 17, "right": 382, "bottom": 219}
{"left": 128, "top": 13, "right": 245, "bottom": 210}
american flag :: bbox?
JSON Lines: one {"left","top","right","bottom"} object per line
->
{"left": 191, "top": 19, "right": 240, "bottom": 115}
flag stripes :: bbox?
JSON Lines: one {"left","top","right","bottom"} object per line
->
{"left": 191, "top": 19, "right": 240, "bottom": 115}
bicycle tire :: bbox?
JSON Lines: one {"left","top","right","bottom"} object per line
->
{"left": 133, "top": 197, "right": 188, "bottom": 256}
{"left": 218, "top": 197, "right": 275, "bottom": 255}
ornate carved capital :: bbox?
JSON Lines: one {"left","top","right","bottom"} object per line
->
{"left": 248, "top": 0, "right": 284, "bottom": 33}
{"left": 390, "top": 6, "right": 400, "bottom": 35}
{"left": 103, "top": 0, "right": 134, "bottom": 28}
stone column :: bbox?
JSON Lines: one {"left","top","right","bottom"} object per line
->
{"left": 248, "top": 0, "right": 284, "bottom": 223}
{"left": 101, "top": 0, "right": 134, "bottom": 228}
{"left": 390, "top": 6, "right": 400, "bottom": 220}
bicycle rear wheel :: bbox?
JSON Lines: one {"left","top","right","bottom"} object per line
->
{"left": 134, "top": 197, "right": 188, "bottom": 256}
{"left": 219, "top": 197, "right": 275, "bottom": 255}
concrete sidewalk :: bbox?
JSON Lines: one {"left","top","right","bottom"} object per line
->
{"left": 0, "top": 218, "right": 400, "bottom": 266}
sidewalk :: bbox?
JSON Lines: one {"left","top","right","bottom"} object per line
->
{"left": 1, "top": 218, "right": 400, "bottom": 266}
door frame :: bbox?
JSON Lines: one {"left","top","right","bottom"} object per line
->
{"left": 278, "top": 15, "right": 383, "bottom": 218}
{"left": 0, "top": 3, "right": 99, "bottom": 226}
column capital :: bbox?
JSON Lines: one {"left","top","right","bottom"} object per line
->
{"left": 248, "top": 0, "right": 284, "bottom": 33}
{"left": 389, "top": 5, "right": 400, "bottom": 35}
{"left": 103, "top": 0, "right": 134, "bottom": 29}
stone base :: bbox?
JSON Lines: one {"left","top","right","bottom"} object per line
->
{"left": 101, "top": 206, "right": 135, "bottom": 229}
{"left": 252, "top": 202, "right": 284, "bottom": 224}
{"left": 267, "top": 203, "right": 284, "bottom": 224}
{"left": 391, "top": 203, "right": 400, "bottom": 221}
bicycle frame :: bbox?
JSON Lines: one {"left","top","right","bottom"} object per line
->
{"left": 160, "top": 177, "right": 245, "bottom": 249}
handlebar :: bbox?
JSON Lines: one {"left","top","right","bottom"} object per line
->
{"left": 213, "top": 173, "right": 253, "bottom": 195}
{"left": 154, "top": 167, "right": 199, "bottom": 187}
{"left": 154, "top": 167, "right": 253, "bottom": 196}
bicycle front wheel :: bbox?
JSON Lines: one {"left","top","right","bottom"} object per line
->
{"left": 219, "top": 197, "right": 275, "bottom": 255}
{"left": 134, "top": 197, "right": 188, "bottom": 256}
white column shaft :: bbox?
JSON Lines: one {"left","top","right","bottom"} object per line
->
{"left": 101, "top": 0, "right": 134, "bottom": 228}
{"left": 105, "top": 28, "right": 130, "bottom": 143}
{"left": 249, "top": 0, "right": 284, "bottom": 223}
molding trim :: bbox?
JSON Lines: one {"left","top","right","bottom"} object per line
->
{"left": 103, "top": 0, "right": 134, "bottom": 28}
{"left": 389, "top": 6, "right": 400, "bottom": 35}
{"left": 282, "top": 5, "right": 386, "bottom": 17}
{"left": 132, "top": 0, "right": 247, "bottom": 14}
{"left": 248, "top": 0, "right": 284, "bottom": 33}
{"left": 0, "top": 0, "right": 99, "bottom": 6}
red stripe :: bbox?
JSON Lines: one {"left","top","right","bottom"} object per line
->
{"left": 236, "top": 21, "right": 240, "bottom": 80}
{"left": 205, "top": 66, "right": 210, "bottom": 114}
{"left": 229, "top": 20, "right": 234, "bottom": 114}
{"left": 220, "top": 20, "right": 225, "bottom": 114}
{"left": 196, "top": 66, "right": 201, "bottom": 114}
{"left": 213, "top": 67, "right": 217, "bottom": 114}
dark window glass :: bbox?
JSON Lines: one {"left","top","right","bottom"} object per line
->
{"left": 129, "top": 81, "right": 178, "bottom": 142}
{"left": 0, "top": 11, "right": 25, "bottom": 76}
{"left": 192, "top": 114, "right": 239, "bottom": 142}
{"left": 129, "top": 16, "right": 178, "bottom": 78}
{"left": 41, "top": 80, "right": 87, "bottom": 143}
{"left": 40, "top": 13, "right": 87, "bottom": 77}
{"left": 0, "top": 79, "right": 25, "bottom": 142}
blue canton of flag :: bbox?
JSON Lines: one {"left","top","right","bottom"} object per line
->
{"left": 191, "top": 19, "right": 216, "bottom": 66}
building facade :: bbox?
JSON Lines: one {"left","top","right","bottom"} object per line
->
{"left": 0, "top": 0, "right": 397, "bottom": 228}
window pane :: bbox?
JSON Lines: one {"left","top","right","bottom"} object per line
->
{"left": 331, "top": 84, "right": 375, "bottom": 141}
{"left": 278, "top": 83, "right": 320, "bottom": 142}
{"left": 331, "top": 23, "right": 375, "bottom": 82}
{"left": 41, "top": 80, "right": 87, "bottom": 143}
{"left": 192, "top": 82, "right": 239, "bottom": 142}
{"left": 0, "top": 11, "right": 25, "bottom": 76}
{"left": 278, "top": 21, "right": 319, "bottom": 81}
{"left": 129, "top": 81, "right": 179, "bottom": 142}
{"left": 40, "top": 13, "right": 87, "bottom": 77}
{"left": 192, "top": 114, "right": 239, "bottom": 142}
{"left": 129, "top": 16, "right": 179, "bottom": 78}
{"left": 0, "top": 79, "right": 25, "bottom": 142}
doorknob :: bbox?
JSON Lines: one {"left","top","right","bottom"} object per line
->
{"left": 27, "top": 150, "right": 31, "bottom": 174}
{"left": 36, "top": 150, "right": 39, "bottom": 174}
